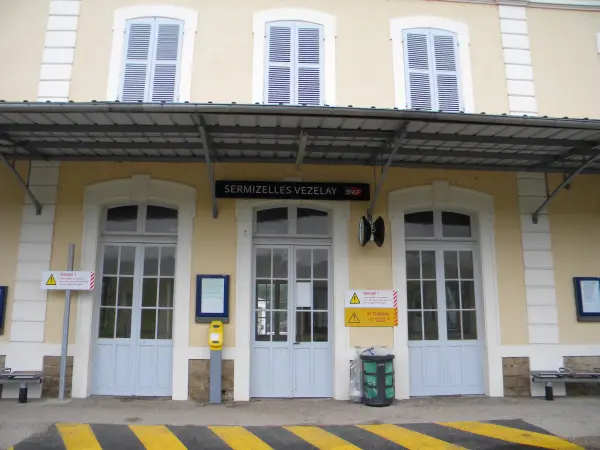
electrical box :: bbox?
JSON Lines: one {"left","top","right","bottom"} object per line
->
{"left": 209, "top": 321, "right": 223, "bottom": 350}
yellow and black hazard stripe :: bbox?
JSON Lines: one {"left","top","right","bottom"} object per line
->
{"left": 10, "top": 420, "right": 582, "bottom": 449}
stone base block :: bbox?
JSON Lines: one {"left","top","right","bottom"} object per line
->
{"left": 42, "top": 355, "right": 73, "bottom": 398}
{"left": 189, "top": 359, "right": 234, "bottom": 402}
{"left": 564, "top": 356, "right": 600, "bottom": 396}
{"left": 503, "top": 357, "right": 530, "bottom": 396}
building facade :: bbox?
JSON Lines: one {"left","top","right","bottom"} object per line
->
{"left": 1, "top": 0, "right": 600, "bottom": 401}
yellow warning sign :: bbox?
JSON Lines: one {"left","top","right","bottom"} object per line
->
{"left": 349, "top": 293, "right": 361, "bottom": 305}
{"left": 46, "top": 274, "right": 57, "bottom": 286}
{"left": 345, "top": 307, "right": 396, "bottom": 327}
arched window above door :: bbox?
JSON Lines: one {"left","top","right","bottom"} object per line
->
{"left": 104, "top": 204, "right": 178, "bottom": 235}
{"left": 405, "top": 210, "right": 472, "bottom": 239}
{"left": 254, "top": 206, "right": 330, "bottom": 237}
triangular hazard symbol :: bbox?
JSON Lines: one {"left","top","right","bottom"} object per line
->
{"left": 350, "top": 293, "right": 360, "bottom": 305}
{"left": 46, "top": 274, "right": 56, "bottom": 286}
{"left": 348, "top": 313, "right": 360, "bottom": 324}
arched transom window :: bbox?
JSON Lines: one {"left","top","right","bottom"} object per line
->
{"left": 253, "top": 206, "right": 330, "bottom": 237}
{"left": 103, "top": 204, "right": 178, "bottom": 235}
{"left": 404, "top": 210, "right": 473, "bottom": 240}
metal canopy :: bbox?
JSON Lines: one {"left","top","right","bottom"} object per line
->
{"left": 1, "top": 102, "right": 600, "bottom": 174}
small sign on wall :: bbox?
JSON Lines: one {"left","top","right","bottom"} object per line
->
{"left": 196, "top": 275, "right": 230, "bottom": 323}
{"left": 344, "top": 290, "right": 398, "bottom": 327}
{"left": 574, "top": 277, "right": 600, "bottom": 322}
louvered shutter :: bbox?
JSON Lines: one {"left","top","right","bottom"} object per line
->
{"left": 432, "top": 31, "right": 461, "bottom": 112}
{"left": 266, "top": 24, "right": 292, "bottom": 104}
{"left": 120, "top": 19, "right": 153, "bottom": 102}
{"left": 296, "top": 25, "right": 323, "bottom": 106}
{"left": 149, "top": 19, "right": 183, "bottom": 102}
{"left": 403, "top": 30, "right": 433, "bottom": 110}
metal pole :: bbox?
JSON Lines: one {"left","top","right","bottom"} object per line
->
{"left": 58, "top": 243, "right": 75, "bottom": 401}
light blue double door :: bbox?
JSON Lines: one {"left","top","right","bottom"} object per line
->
{"left": 92, "top": 243, "right": 175, "bottom": 396}
{"left": 252, "top": 245, "right": 332, "bottom": 398}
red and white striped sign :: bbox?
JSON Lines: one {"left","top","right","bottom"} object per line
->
{"left": 41, "top": 271, "right": 96, "bottom": 291}
{"left": 393, "top": 290, "right": 398, "bottom": 326}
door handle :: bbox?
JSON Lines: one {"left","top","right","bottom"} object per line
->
{"left": 294, "top": 341, "right": 299, "bottom": 345}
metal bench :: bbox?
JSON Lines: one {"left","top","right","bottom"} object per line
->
{"left": 0, "top": 368, "right": 44, "bottom": 403}
{"left": 531, "top": 367, "right": 600, "bottom": 400}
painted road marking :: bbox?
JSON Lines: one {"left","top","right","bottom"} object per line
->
{"left": 56, "top": 424, "right": 102, "bottom": 450}
{"left": 129, "top": 425, "right": 186, "bottom": 450}
{"left": 208, "top": 425, "right": 273, "bottom": 450}
{"left": 358, "top": 424, "right": 466, "bottom": 449}
{"left": 284, "top": 426, "right": 360, "bottom": 449}
{"left": 440, "top": 421, "right": 584, "bottom": 449}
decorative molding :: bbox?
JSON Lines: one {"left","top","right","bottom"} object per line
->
{"left": 389, "top": 182, "right": 503, "bottom": 398}
{"left": 389, "top": 16, "right": 475, "bottom": 113}
{"left": 72, "top": 175, "right": 196, "bottom": 399}
{"left": 105, "top": 5, "right": 198, "bottom": 102}
{"left": 252, "top": 8, "right": 337, "bottom": 106}
{"left": 430, "top": 0, "right": 600, "bottom": 11}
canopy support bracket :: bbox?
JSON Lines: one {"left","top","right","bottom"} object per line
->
{"left": 0, "top": 156, "right": 42, "bottom": 215}
{"left": 199, "top": 123, "right": 218, "bottom": 219}
{"left": 367, "top": 133, "right": 405, "bottom": 220}
{"left": 295, "top": 132, "right": 308, "bottom": 170}
{"left": 532, "top": 153, "right": 600, "bottom": 224}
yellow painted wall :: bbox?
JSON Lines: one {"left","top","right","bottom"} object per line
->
{"left": 529, "top": 8, "right": 600, "bottom": 119}
{"left": 0, "top": 163, "right": 28, "bottom": 343}
{"left": 70, "top": 0, "right": 508, "bottom": 113}
{"left": 0, "top": 0, "right": 48, "bottom": 101}
{"left": 47, "top": 163, "right": 528, "bottom": 349}
{"left": 549, "top": 174, "right": 600, "bottom": 344}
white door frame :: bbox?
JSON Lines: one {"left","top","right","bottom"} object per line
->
{"left": 389, "top": 181, "right": 503, "bottom": 399}
{"left": 73, "top": 175, "right": 196, "bottom": 400}
{"left": 236, "top": 199, "right": 350, "bottom": 401}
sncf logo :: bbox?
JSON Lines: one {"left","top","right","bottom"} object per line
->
{"left": 345, "top": 187, "right": 363, "bottom": 196}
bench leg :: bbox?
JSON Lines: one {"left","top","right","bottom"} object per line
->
{"left": 545, "top": 381, "right": 554, "bottom": 401}
{"left": 18, "top": 382, "right": 27, "bottom": 404}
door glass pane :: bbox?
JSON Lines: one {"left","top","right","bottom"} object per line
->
{"left": 404, "top": 211, "right": 434, "bottom": 238}
{"left": 159, "top": 278, "right": 174, "bottom": 307}
{"left": 140, "top": 309, "right": 156, "bottom": 339}
{"left": 423, "top": 281, "right": 437, "bottom": 309}
{"left": 255, "top": 248, "right": 271, "bottom": 278}
{"left": 101, "top": 277, "right": 117, "bottom": 306}
{"left": 256, "top": 208, "right": 288, "bottom": 234}
{"left": 296, "top": 249, "right": 311, "bottom": 279}
{"left": 424, "top": 311, "right": 438, "bottom": 340}
{"left": 146, "top": 206, "right": 177, "bottom": 233}
{"left": 408, "top": 311, "right": 423, "bottom": 340}
{"left": 143, "top": 247, "right": 159, "bottom": 276}
{"left": 255, "top": 311, "right": 270, "bottom": 341}
{"left": 142, "top": 278, "right": 158, "bottom": 307}
{"left": 442, "top": 212, "right": 471, "bottom": 238}
{"left": 313, "top": 249, "right": 328, "bottom": 278}
{"left": 421, "top": 251, "right": 435, "bottom": 279}
{"left": 444, "top": 251, "right": 458, "bottom": 279}
{"left": 459, "top": 251, "right": 474, "bottom": 279}
{"left": 160, "top": 247, "right": 176, "bottom": 277}
{"left": 103, "top": 246, "right": 119, "bottom": 275}
{"left": 272, "top": 311, "right": 287, "bottom": 342}
{"left": 446, "top": 281, "right": 460, "bottom": 309}
{"left": 272, "top": 248, "right": 288, "bottom": 278}
{"left": 461, "top": 281, "right": 475, "bottom": 309}
{"left": 157, "top": 309, "right": 173, "bottom": 339}
{"left": 98, "top": 308, "right": 115, "bottom": 338}
{"left": 116, "top": 308, "right": 132, "bottom": 338}
{"left": 106, "top": 205, "right": 138, "bottom": 232}
{"left": 447, "top": 311, "right": 462, "bottom": 340}
{"left": 296, "top": 311, "right": 312, "bottom": 342}
{"left": 297, "top": 208, "right": 329, "bottom": 235}
{"left": 313, "top": 312, "right": 328, "bottom": 342}
{"left": 256, "top": 281, "right": 271, "bottom": 309}
{"left": 406, "top": 251, "right": 420, "bottom": 279}
{"left": 118, "top": 277, "right": 134, "bottom": 307}
{"left": 119, "top": 246, "right": 135, "bottom": 275}
{"left": 462, "top": 311, "right": 477, "bottom": 339}
{"left": 407, "top": 281, "right": 421, "bottom": 309}
{"left": 313, "top": 280, "right": 328, "bottom": 310}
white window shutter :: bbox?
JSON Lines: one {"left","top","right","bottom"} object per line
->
{"left": 266, "top": 24, "right": 292, "bottom": 104}
{"left": 403, "top": 30, "right": 432, "bottom": 110}
{"left": 149, "top": 19, "right": 183, "bottom": 102}
{"left": 120, "top": 19, "right": 153, "bottom": 102}
{"left": 296, "top": 24, "right": 323, "bottom": 106}
{"left": 432, "top": 30, "right": 461, "bottom": 112}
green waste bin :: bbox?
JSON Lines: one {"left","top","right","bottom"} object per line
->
{"left": 360, "top": 354, "right": 394, "bottom": 407}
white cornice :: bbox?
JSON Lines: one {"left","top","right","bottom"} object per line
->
{"left": 430, "top": 0, "right": 600, "bottom": 11}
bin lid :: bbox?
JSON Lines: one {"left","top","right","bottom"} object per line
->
{"left": 360, "top": 354, "right": 394, "bottom": 361}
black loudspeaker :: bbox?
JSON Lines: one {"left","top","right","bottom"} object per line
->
{"left": 373, "top": 216, "right": 385, "bottom": 248}
{"left": 358, "top": 216, "right": 385, "bottom": 247}
{"left": 359, "top": 216, "right": 371, "bottom": 247}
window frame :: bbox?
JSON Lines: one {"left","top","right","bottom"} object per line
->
{"left": 404, "top": 209, "right": 476, "bottom": 243}
{"left": 102, "top": 203, "right": 179, "bottom": 237}
{"left": 253, "top": 206, "right": 331, "bottom": 239}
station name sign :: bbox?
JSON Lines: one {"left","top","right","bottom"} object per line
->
{"left": 215, "top": 180, "right": 370, "bottom": 201}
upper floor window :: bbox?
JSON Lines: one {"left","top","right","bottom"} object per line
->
{"left": 120, "top": 18, "right": 183, "bottom": 102}
{"left": 265, "top": 21, "right": 323, "bottom": 105}
{"left": 403, "top": 28, "right": 461, "bottom": 112}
